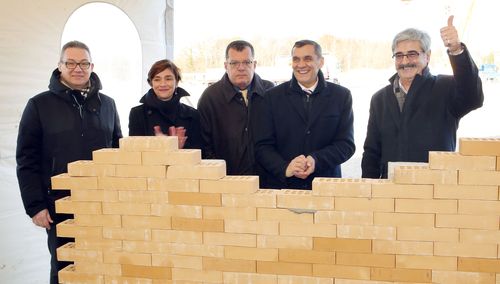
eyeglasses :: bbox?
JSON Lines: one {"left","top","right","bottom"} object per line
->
{"left": 61, "top": 61, "right": 92, "bottom": 70}
{"left": 227, "top": 60, "right": 253, "bottom": 68}
{"left": 392, "top": 51, "right": 422, "bottom": 62}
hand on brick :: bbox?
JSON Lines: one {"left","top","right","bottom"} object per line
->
{"left": 32, "top": 208, "right": 53, "bottom": 229}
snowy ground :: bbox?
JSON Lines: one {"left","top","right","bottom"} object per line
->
{"left": 1, "top": 70, "right": 498, "bottom": 283}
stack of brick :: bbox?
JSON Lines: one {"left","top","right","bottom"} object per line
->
{"left": 52, "top": 137, "right": 500, "bottom": 283}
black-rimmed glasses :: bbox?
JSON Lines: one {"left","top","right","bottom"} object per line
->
{"left": 61, "top": 61, "right": 92, "bottom": 70}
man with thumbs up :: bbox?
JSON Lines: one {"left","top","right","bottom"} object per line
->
{"left": 361, "top": 16, "right": 483, "bottom": 178}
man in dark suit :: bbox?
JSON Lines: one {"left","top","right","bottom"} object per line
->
{"left": 253, "top": 40, "right": 355, "bottom": 189}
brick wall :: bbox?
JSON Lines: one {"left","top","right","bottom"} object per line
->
{"left": 52, "top": 136, "right": 500, "bottom": 283}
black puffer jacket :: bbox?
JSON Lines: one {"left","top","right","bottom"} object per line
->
{"left": 16, "top": 69, "right": 122, "bottom": 217}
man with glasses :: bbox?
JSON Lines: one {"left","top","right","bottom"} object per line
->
{"left": 197, "top": 40, "right": 274, "bottom": 176}
{"left": 16, "top": 40, "right": 122, "bottom": 283}
{"left": 361, "top": 16, "right": 483, "bottom": 178}
{"left": 253, "top": 40, "right": 355, "bottom": 189}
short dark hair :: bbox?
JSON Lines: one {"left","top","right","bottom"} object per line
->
{"left": 60, "top": 40, "right": 92, "bottom": 62}
{"left": 225, "top": 40, "right": 255, "bottom": 59}
{"left": 292, "top": 40, "right": 323, "bottom": 58}
{"left": 147, "top": 59, "right": 182, "bottom": 86}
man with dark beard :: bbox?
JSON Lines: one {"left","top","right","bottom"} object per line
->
{"left": 361, "top": 16, "right": 483, "bottom": 178}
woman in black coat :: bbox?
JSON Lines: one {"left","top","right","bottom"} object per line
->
{"left": 129, "top": 59, "right": 202, "bottom": 149}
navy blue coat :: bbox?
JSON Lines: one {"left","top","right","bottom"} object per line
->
{"left": 253, "top": 70, "right": 355, "bottom": 189}
{"left": 361, "top": 45, "right": 483, "bottom": 178}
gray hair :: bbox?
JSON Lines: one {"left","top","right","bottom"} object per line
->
{"left": 392, "top": 28, "right": 431, "bottom": 53}
{"left": 60, "top": 40, "right": 92, "bottom": 62}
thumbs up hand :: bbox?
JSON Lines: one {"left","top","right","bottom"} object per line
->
{"left": 440, "top": 15, "right": 462, "bottom": 53}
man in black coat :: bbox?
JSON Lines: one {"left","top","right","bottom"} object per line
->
{"left": 197, "top": 40, "right": 274, "bottom": 175}
{"left": 361, "top": 16, "right": 483, "bottom": 178}
{"left": 16, "top": 41, "right": 122, "bottom": 284}
{"left": 253, "top": 40, "right": 355, "bottom": 189}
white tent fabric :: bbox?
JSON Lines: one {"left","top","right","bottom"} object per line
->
{"left": 0, "top": 1, "right": 173, "bottom": 282}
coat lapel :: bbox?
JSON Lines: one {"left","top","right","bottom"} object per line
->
{"left": 286, "top": 91, "right": 307, "bottom": 124}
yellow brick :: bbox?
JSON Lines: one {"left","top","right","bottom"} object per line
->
{"left": 152, "top": 254, "right": 202, "bottom": 269}
{"left": 58, "top": 265, "right": 104, "bottom": 283}
{"left": 171, "top": 268, "right": 222, "bottom": 283}
{"left": 371, "top": 267, "right": 431, "bottom": 282}
{"left": 459, "top": 137, "right": 500, "bottom": 156}
{"left": 434, "top": 184, "right": 499, "bottom": 200}
{"left": 277, "top": 275, "right": 334, "bottom": 284}
{"left": 225, "top": 246, "right": 278, "bottom": 261}
{"left": 277, "top": 190, "right": 335, "bottom": 210}
{"left": 372, "top": 240, "right": 433, "bottom": 256}
{"left": 71, "top": 189, "right": 119, "bottom": 202}
{"left": 203, "top": 206, "right": 256, "bottom": 220}
{"left": 148, "top": 178, "right": 199, "bottom": 192}
{"left": 335, "top": 198, "right": 394, "bottom": 212}
{"left": 169, "top": 243, "right": 224, "bottom": 257}
{"left": 104, "top": 275, "right": 170, "bottom": 283}
{"left": 92, "top": 148, "right": 142, "bottom": 164}
{"left": 497, "top": 157, "right": 500, "bottom": 171}
{"left": 225, "top": 220, "right": 279, "bottom": 235}
{"left": 119, "top": 136, "right": 178, "bottom": 152}
{"left": 393, "top": 165, "right": 457, "bottom": 185}
{"left": 169, "top": 192, "right": 221, "bottom": 206}
{"left": 122, "top": 240, "right": 170, "bottom": 253}
{"left": 118, "top": 190, "right": 168, "bottom": 204}
{"left": 203, "top": 257, "right": 256, "bottom": 273}
{"left": 337, "top": 225, "right": 396, "bottom": 240}
{"left": 395, "top": 199, "right": 457, "bottom": 214}
{"left": 313, "top": 264, "right": 370, "bottom": 280}
{"left": 103, "top": 228, "right": 151, "bottom": 241}
{"left": 314, "top": 211, "right": 373, "bottom": 225}
{"left": 73, "top": 261, "right": 121, "bottom": 276}
{"left": 167, "top": 159, "right": 226, "bottom": 180}
{"left": 74, "top": 214, "right": 121, "bottom": 227}
{"left": 280, "top": 222, "right": 337, "bottom": 238}
{"left": 151, "top": 204, "right": 202, "bottom": 218}
{"left": 434, "top": 242, "right": 498, "bottom": 258}
{"left": 257, "top": 235, "right": 312, "bottom": 249}
{"left": 51, "top": 173, "right": 98, "bottom": 190}
{"left": 257, "top": 261, "right": 312, "bottom": 276}
{"left": 200, "top": 176, "right": 259, "bottom": 193}
{"left": 459, "top": 170, "right": 500, "bottom": 186}
{"left": 432, "top": 270, "right": 496, "bottom": 284}
{"left": 333, "top": 279, "right": 390, "bottom": 284}
{"left": 278, "top": 248, "right": 335, "bottom": 264}
{"left": 313, "top": 237, "right": 371, "bottom": 253}
{"left": 152, "top": 229, "right": 202, "bottom": 244}
{"left": 396, "top": 255, "right": 456, "bottom": 270}
{"left": 429, "top": 151, "right": 497, "bottom": 170}
{"left": 312, "top": 178, "right": 372, "bottom": 197}
{"left": 57, "top": 219, "right": 102, "bottom": 238}
{"left": 68, "top": 160, "right": 116, "bottom": 176}
{"left": 336, "top": 252, "right": 395, "bottom": 268}
{"left": 397, "top": 227, "right": 458, "bottom": 242}
{"left": 460, "top": 229, "right": 500, "bottom": 244}
{"left": 102, "top": 202, "right": 151, "bottom": 216}
{"left": 122, "top": 215, "right": 171, "bottom": 229}
{"left": 458, "top": 200, "right": 500, "bottom": 215}
{"left": 371, "top": 182, "right": 433, "bottom": 199}
{"left": 103, "top": 251, "right": 151, "bottom": 265}
{"left": 57, "top": 242, "right": 103, "bottom": 262}
{"left": 458, "top": 257, "right": 500, "bottom": 273}
{"left": 74, "top": 239, "right": 122, "bottom": 251}
{"left": 374, "top": 212, "right": 434, "bottom": 227}
{"left": 222, "top": 190, "right": 277, "bottom": 207}
{"left": 171, "top": 217, "right": 224, "bottom": 232}
{"left": 116, "top": 164, "right": 166, "bottom": 178}
{"left": 203, "top": 232, "right": 256, "bottom": 247}
{"left": 98, "top": 176, "right": 147, "bottom": 190}
{"left": 55, "top": 196, "right": 102, "bottom": 214}
{"left": 122, "top": 264, "right": 172, "bottom": 279}
{"left": 436, "top": 214, "right": 498, "bottom": 230}
{"left": 142, "top": 149, "right": 201, "bottom": 166}
{"left": 258, "top": 208, "right": 313, "bottom": 223}
{"left": 223, "top": 272, "right": 277, "bottom": 284}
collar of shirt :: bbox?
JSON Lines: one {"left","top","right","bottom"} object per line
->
{"left": 298, "top": 79, "right": 319, "bottom": 94}
{"left": 397, "top": 77, "right": 408, "bottom": 94}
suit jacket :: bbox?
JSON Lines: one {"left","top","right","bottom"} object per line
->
{"left": 253, "top": 70, "right": 355, "bottom": 189}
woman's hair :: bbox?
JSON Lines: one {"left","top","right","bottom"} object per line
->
{"left": 147, "top": 59, "right": 181, "bottom": 86}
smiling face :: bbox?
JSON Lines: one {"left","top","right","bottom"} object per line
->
{"left": 292, "top": 44, "right": 324, "bottom": 88}
{"left": 394, "top": 40, "right": 430, "bottom": 83}
{"left": 58, "top": 47, "right": 93, "bottom": 90}
{"left": 151, "top": 68, "right": 177, "bottom": 101}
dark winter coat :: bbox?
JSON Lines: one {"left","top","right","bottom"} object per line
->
{"left": 16, "top": 69, "right": 122, "bottom": 217}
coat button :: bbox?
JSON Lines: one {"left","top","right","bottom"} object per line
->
{"left": 306, "top": 130, "right": 311, "bottom": 135}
